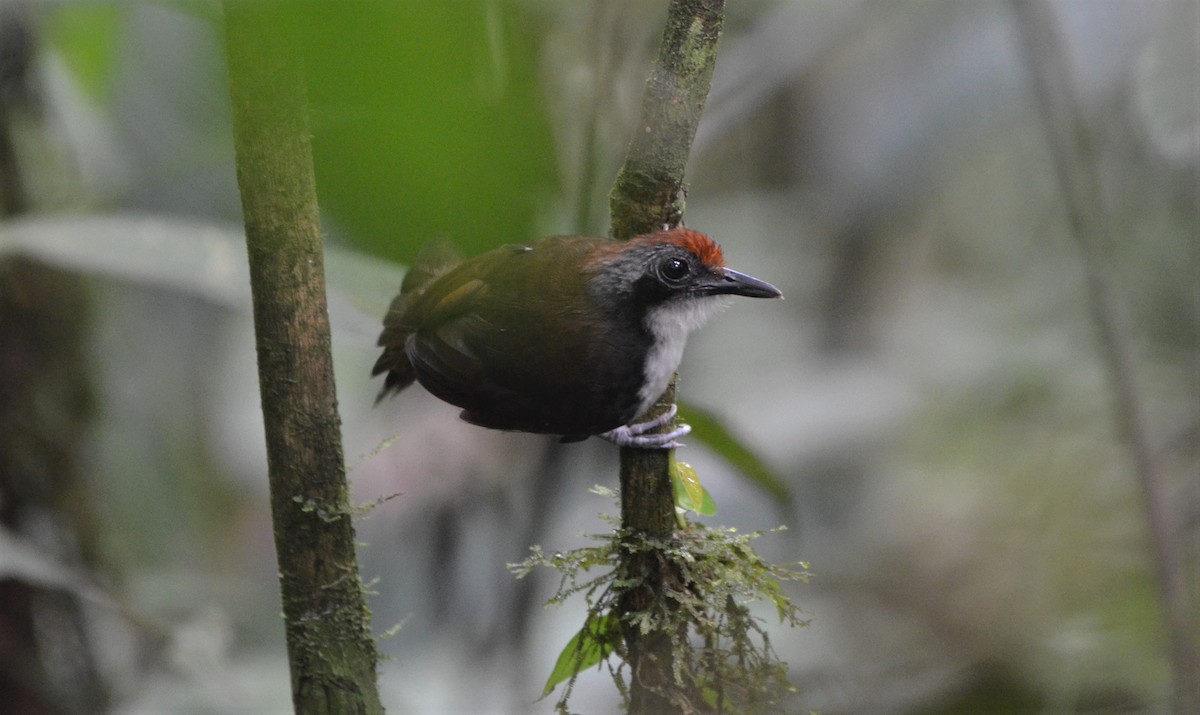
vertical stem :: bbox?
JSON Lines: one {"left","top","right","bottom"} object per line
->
{"left": 223, "top": 3, "right": 384, "bottom": 713}
{"left": 608, "top": 1, "right": 725, "bottom": 712}
{"left": 1011, "top": 2, "right": 1199, "bottom": 712}
{"left": 617, "top": 385, "right": 687, "bottom": 715}
{"left": 609, "top": 0, "right": 726, "bottom": 242}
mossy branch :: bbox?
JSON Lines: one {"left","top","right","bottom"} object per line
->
{"left": 223, "top": 3, "right": 383, "bottom": 713}
{"left": 607, "top": 1, "right": 727, "bottom": 712}
{"left": 609, "top": 0, "right": 725, "bottom": 241}
{"left": 511, "top": 506, "right": 810, "bottom": 715}
{"left": 518, "top": 3, "right": 806, "bottom": 710}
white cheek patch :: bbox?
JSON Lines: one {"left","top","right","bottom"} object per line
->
{"left": 635, "top": 296, "right": 727, "bottom": 415}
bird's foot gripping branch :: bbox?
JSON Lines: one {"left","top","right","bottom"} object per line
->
{"left": 510, "top": 490, "right": 811, "bottom": 715}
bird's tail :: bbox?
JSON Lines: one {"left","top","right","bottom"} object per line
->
{"left": 400, "top": 238, "right": 461, "bottom": 295}
{"left": 372, "top": 239, "right": 461, "bottom": 403}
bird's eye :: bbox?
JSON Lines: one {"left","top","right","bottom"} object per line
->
{"left": 659, "top": 257, "right": 690, "bottom": 282}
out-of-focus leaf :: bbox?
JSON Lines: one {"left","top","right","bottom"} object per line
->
{"left": 0, "top": 215, "right": 403, "bottom": 343}
{"left": 46, "top": 5, "right": 124, "bottom": 104}
{"left": 0, "top": 215, "right": 249, "bottom": 304}
{"left": 679, "top": 401, "right": 791, "bottom": 505}
{"left": 542, "top": 612, "right": 620, "bottom": 698}
{"left": 286, "top": 2, "right": 558, "bottom": 263}
{"left": 0, "top": 526, "right": 108, "bottom": 605}
{"left": 671, "top": 458, "right": 717, "bottom": 516}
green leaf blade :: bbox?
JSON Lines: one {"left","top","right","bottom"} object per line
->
{"left": 671, "top": 459, "right": 717, "bottom": 516}
{"left": 542, "top": 613, "right": 621, "bottom": 698}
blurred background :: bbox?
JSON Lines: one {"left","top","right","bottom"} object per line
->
{"left": 0, "top": 0, "right": 1196, "bottom": 713}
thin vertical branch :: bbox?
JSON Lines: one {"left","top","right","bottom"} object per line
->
{"left": 223, "top": 3, "right": 384, "bottom": 713}
{"left": 608, "top": 1, "right": 725, "bottom": 712}
{"left": 1010, "top": 2, "right": 1198, "bottom": 712}
{"left": 609, "top": 0, "right": 726, "bottom": 241}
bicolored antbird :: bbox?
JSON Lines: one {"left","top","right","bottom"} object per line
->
{"left": 373, "top": 227, "right": 781, "bottom": 448}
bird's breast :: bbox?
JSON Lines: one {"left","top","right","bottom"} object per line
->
{"left": 635, "top": 328, "right": 687, "bottom": 417}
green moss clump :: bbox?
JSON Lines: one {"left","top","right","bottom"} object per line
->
{"left": 512, "top": 499, "right": 810, "bottom": 714}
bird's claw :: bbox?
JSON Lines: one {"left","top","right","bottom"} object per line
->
{"left": 599, "top": 404, "right": 690, "bottom": 449}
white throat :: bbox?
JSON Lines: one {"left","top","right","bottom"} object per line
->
{"left": 635, "top": 296, "right": 726, "bottom": 416}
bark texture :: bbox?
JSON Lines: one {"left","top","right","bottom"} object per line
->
{"left": 223, "top": 3, "right": 384, "bottom": 713}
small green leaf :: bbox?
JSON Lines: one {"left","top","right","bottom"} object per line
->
{"left": 761, "top": 576, "right": 790, "bottom": 622}
{"left": 671, "top": 458, "right": 717, "bottom": 515}
{"left": 542, "top": 613, "right": 620, "bottom": 698}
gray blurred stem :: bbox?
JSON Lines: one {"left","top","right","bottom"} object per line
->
{"left": 1011, "top": 2, "right": 1199, "bottom": 713}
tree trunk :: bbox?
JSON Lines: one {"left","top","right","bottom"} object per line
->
{"left": 223, "top": 3, "right": 384, "bottom": 713}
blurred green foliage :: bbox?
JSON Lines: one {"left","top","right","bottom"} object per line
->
{"left": 45, "top": 5, "right": 123, "bottom": 104}
{"left": 290, "top": 1, "right": 558, "bottom": 262}
{"left": 46, "top": 1, "right": 558, "bottom": 264}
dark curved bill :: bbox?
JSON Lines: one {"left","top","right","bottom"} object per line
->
{"left": 704, "top": 267, "right": 783, "bottom": 299}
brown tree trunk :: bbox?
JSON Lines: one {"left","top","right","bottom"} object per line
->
{"left": 223, "top": 3, "right": 384, "bottom": 713}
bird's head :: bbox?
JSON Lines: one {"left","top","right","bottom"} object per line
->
{"left": 586, "top": 227, "right": 782, "bottom": 330}
{"left": 582, "top": 227, "right": 782, "bottom": 419}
